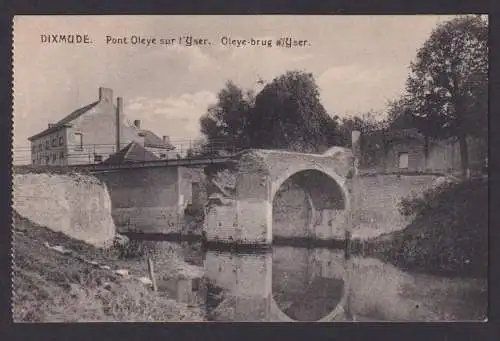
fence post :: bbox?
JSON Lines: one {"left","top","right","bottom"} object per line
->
{"left": 147, "top": 257, "right": 158, "bottom": 292}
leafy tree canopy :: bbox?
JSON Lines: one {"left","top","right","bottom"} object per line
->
{"left": 405, "top": 15, "right": 488, "bottom": 140}
{"left": 246, "top": 70, "right": 342, "bottom": 153}
{"left": 199, "top": 71, "right": 344, "bottom": 154}
{"left": 199, "top": 80, "right": 254, "bottom": 144}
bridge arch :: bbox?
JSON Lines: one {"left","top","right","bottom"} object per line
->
{"left": 204, "top": 149, "right": 352, "bottom": 244}
{"left": 269, "top": 163, "right": 350, "bottom": 242}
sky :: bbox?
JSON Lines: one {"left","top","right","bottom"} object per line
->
{"left": 13, "top": 15, "right": 457, "bottom": 162}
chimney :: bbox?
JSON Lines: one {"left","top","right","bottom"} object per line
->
{"left": 163, "top": 135, "right": 170, "bottom": 145}
{"left": 48, "top": 123, "right": 55, "bottom": 128}
{"left": 133, "top": 120, "right": 141, "bottom": 129}
{"left": 116, "top": 97, "right": 123, "bottom": 152}
{"left": 99, "top": 87, "right": 113, "bottom": 104}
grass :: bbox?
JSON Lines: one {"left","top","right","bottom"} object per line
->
{"left": 12, "top": 211, "right": 206, "bottom": 322}
{"left": 359, "top": 177, "right": 488, "bottom": 278}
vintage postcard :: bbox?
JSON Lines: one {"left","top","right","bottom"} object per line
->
{"left": 12, "top": 15, "right": 488, "bottom": 322}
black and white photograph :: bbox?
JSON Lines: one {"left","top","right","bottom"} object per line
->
{"left": 12, "top": 15, "right": 488, "bottom": 322}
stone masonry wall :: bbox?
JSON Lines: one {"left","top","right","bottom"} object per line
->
{"left": 95, "top": 167, "right": 180, "bottom": 234}
{"left": 347, "top": 174, "right": 439, "bottom": 240}
{"left": 13, "top": 172, "right": 116, "bottom": 247}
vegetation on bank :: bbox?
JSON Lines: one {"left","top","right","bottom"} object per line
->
{"left": 361, "top": 177, "right": 488, "bottom": 278}
{"left": 12, "top": 211, "right": 205, "bottom": 322}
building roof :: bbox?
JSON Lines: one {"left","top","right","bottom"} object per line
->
{"left": 138, "top": 129, "right": 175, "bottom": 150}
{"left": 28, "top": 101, "right": 99, "bottom": 141}
{"left": 102, "top": 141, "right": 160, "bottom": 164}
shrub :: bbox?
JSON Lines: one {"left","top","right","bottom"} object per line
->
{"left": 376, "top": 177, "right": 488, "bottom": 277}
{"left": 117, "top": 239, "right": 159, "bottom": 259}
{"left": 398, "top": 180, "right": 455, "bottom": 217}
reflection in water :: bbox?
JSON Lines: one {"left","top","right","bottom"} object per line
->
{"left": 272, "top": 246, "right": 345, "bottom": 321}
{"left": 137, "top": 240, "right": 487, "bottom": 322}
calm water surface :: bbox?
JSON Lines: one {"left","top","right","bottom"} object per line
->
{"left": 139, "top": 239, "right": 487, "bottom": 322}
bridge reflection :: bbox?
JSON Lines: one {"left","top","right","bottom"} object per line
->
{"left": 201, "top": 246, "right": 487, "bottom": 322}
{"left": 203, "top": 246, "right": 349, "bottom": 322}
{"left": 142, "top": 239, "right": 487, "bottom": 322}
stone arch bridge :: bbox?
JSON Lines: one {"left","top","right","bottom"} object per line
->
{"left": 204, "top": 149, "right": 352, "bottom": 245}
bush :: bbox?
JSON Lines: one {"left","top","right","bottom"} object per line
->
{"left": 375, "top": 177, "right": 488, "bottom": 277}
{"left": 116, "top": 239, "right": 159, "bottom": 259}
{"left": 398, "top": 180, "right": 455, "bottom": 217}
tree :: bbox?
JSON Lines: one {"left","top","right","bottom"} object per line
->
{"left": 186, "top": 138, "right": 208, "bottom": 158}
{"left": 405, "top": 15, "right": 488, "bottom": 177}
{"left": 246, "top": 70, "right": 342, "bottom": 153}
{"left": 199, "top": 81, "right": 255, "bottom": 151}
{"left": 337, "top": 111, "right": 389, "bottom": 167}
{"left": 338, "top": 110, "right": 388, "bottom": 143}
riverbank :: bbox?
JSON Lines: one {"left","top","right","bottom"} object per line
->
{"left": 12, "top": 211, "right": 206, "bottom": 322}
{"left": 357, "top": 176, "right": 488, "bottom": 278}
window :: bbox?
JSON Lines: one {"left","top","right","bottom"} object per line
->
{"left": 52, "top": 153, "right": 57, "bottom": 162}
{"left": 59, "top": 136, "right": 64, "bottom": 146}
{"left": 59, "top": 151, "right": 64, "bottom": 160}
{"left": 398, "top": 152, "right": 409, "bottom": 169}
{"left": 51, "top": 138, "right": 57, "bottom": 147}
{"left": 45, "top": 140, "right": 49, "bottom": 150}
{"left": 38, "top": 143, "right": 42, "bottom": 152}
{"left": 74, "top": 133, "right": 83, "bottom": 151}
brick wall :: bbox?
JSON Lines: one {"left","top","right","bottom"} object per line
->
{"left": 95, "top": 167, "right": 180, "bottom": 233}
{"left": 347, "top": 174, "right": 439, "bottom": 239}
{"left": 385, "top": 139, "right": 426, "bottom": 172}
{"left": 94, "top": 166, "right": 205, "bottom": 234}
{"left": 366, "top": 136, "right": 486, "bottom": 173}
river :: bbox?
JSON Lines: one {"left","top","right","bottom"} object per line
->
{"left": 134, "top": 239, "right": 487, "bottom": 322}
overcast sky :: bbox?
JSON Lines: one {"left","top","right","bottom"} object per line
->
{"left": 13, "top": 15, "right": 457, "bottom": 160}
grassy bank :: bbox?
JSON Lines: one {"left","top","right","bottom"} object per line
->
{"left": 359, "top": 177, "right": 488, "bottom": 278}
{"left": 12, "top": 211, "right": 206, "bottom": 322}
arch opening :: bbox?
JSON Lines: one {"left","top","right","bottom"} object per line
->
{"left": 272, "top": 169, "right": 347, "bottom": 241}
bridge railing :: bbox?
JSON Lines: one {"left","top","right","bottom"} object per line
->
{"left": 13, "top": 138, "right": 247, "bottom": 166}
